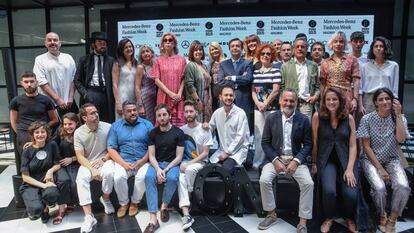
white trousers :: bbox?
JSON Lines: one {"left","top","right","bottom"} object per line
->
{"left": 76, "top": 160, "right": 115, "bottom": 206}
{"left": 253, "top": 110, "right": 275, "bottom": 169}
{"left": 259, "top": 162, "right": 314, "bottom": 219}
{"left": 178, "top": 162, "right": 205, "bottom": 208}
{"left": 114, "top": 162, "right": 149, "bottom": 206}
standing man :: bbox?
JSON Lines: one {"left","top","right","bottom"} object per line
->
{"left": 107, "top": 101, "right": 153, "bottom": 218}
{"left": 310, "top": 42, "right": 326, "bottom": 67}
{"left": 209, "top": 84, "right": 250, "bottom": 173}
{"left": 281, "top": 37, "right": 320, "bottom": 119}
{"left": 258, "top": 89, "right": 313, "bottom": 232}
{"left": 74, "top": 32, "right": 115, "bottom": 123}
{"left": 178, "top": 100, "right": 213, "bottom": 230}
{"left": 144, "top": 104, "right": 184, "bottom": 233}
{"left": 9, "top": 71, "right": 59, "bottom": 159}
{"left": 218, "top": 37, "right": 254, "bottom": 134}
{"left": 280, "top": 42, "right": 293, "bottom": 63}
{"left": 75, "top": 103, "right": 115, "bottom": 233}
{"left": 272, "top": 39, "right": 283, "bottom": 63}
{"left": 33, "top": 32, "right": 78, "bottom": 118}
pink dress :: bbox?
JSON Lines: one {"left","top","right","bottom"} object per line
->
{"left": 320, "top": 54, "right": 360, "bottom": 112}
{"left": 151, "top": 55, "right": 187, "bottom": 126}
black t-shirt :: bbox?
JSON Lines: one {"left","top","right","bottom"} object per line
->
{"left": 58, "top": 138, "right": 80, "bottom": 166}
{"left": 9, "top": 94, "right": 55, "bottom": 132}
{"left": 148, "top": 126, "right": 185, "bottom": 162}
{"left": 20, "top": 141, "right": 60, "bottom": 182}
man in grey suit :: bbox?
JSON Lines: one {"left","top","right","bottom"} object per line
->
{"left": 258, "top": 89, "right": 313, "bottom": 233}
{"left": 218, "top": 38, "right": 253, "bottom": 133}
{"left": 280, "top": 37, "right": 320, "bottom": 119}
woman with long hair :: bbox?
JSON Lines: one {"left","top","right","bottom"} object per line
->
{"left": 136, "top": 45, "right": 157, "bottom": 123}
{"left": 312, "top": 87, "right": 358, "bottom": 233}
{"left": 209, "top": 41, "right": 224, "bottom": 111}
{"left": 184, "top": 40, "right": 212, "bottom": 127}
{"left": 20, "top": 121, "right": 70, "bottom": 225}
{"left": 357, "top": 88, "right": 411, "bottom": 233}
{"left": 243, "top": 34, "right": 261, "bottom": 64}
{"left": 112, "top": 38, "right": 139, "bottom": 118}
{"left": 151, "top": 32, "right": 187, "bottom": 126}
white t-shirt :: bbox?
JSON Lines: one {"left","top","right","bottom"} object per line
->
{"left": 180, "top": 123, "right": 213, "bottom": 161}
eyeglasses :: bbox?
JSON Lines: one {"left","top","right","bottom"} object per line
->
{"left": 163, "top": 38, "right": 174, "bottom": 43}
{"left": 261, "top": 52, "right": 271, "bottom": 57}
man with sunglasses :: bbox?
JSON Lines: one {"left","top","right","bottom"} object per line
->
{"left": 280, "top": 37, "right": 320, "bottom": 119}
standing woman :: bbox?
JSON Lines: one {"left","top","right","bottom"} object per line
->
{"left": 359, "top": 36, "right": 399, "bottom": 115}
{"left": 136, "top": 45, "right": 157, "bottom": 123}
{"left": 112, "top": 39, "right": 139, "bottom": 119}
{"left": 243, "top": 34, "right": 261, "bottom": 64}
{"left": 184, "top": 40, "right": 212, "bottom": 127}
{"left": 151, "top": 32, "right": 187, "bottom": 127}
{"left": 58, "top": 112, "right": 80, "bottom": 212}
{"left": 357, "top": 88, "right": 410, "bottom": 233}
{"left": 311, "top": 87, "right": 358, "bottom": 233}
{"left": 20, "top": 121, "right": 70, "bottom": 225}
{"left": 320, "top": 31, "right": 360, "bottom": 114}
{"left": 209, "top": 41, "right": 224, "bottom": 111}
{"left": 251, "top": 44, "right": 281, "bottom": 168}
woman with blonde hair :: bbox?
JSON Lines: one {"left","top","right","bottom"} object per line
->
{"left": 209, "top": 41, "right": 224, "bottom": 111}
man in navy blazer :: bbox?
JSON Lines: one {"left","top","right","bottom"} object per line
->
{"left": 218, "top": 38, "right": 253, "bottom": 133}
{"left": 258, "top": 89, "right": 313, "bottom": 233}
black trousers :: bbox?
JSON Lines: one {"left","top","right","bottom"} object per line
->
{"left": 218, "top": 157, "right": 238, "bottom": 174}
{"left": 85, "top": 87, "right": 111, "bottom": 123}
{"left": 64, "top": 164, "right": 80, "bottom": 205}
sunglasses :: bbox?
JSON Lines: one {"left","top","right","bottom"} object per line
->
{"left": 163, "top": 38, "right": 174, "bottom": 43}
{"left": 261, "top": 52, "right": 271, "bottom": 57}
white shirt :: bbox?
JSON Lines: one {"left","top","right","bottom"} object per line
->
{"left": 89, "top": 54, "right": 106, "bottom": 86}
{"left": 295, "top": 58, "right": 310, "bottom": 100}
{"left": 360, "top": 60, "right": 399, "bottom": 97}
{"left": 33, "top": 51, "right": 76, "bottom": 105}
{"left": 281, "top": 110, "right": 294, "bottom": 156}
{"left": 180, "top": 123, "right": 213, "bottom": 162}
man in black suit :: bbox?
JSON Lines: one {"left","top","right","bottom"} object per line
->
{"left": 258, "top": 89, "right": 314, "bottom": 233}
{"left": 74, "top": 31, "right": 115, "bottom": 123}
{"left": 218, "top": 38, "right": 253, "bottom": 134}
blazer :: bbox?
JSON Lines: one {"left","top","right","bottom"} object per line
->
{"left": 280, "top": 59, "right": 320, "bottom": 98}
{"left": 261, "top": 110, "right": 312, "bottom": 166}
{"left": 74, "top": 53, "right": 115, "bottom": 122}
{"left": 218, "top": 57, "right": 253, "bottom": 114}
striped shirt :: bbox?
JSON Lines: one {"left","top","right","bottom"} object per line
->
{"left": 252, "top": 63, "right": 282, "bottom": 110}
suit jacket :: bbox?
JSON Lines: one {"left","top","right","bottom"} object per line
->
{"left": 74, "top": 53, "right": 115, "bottom": 122}
{"left": 218, "top": 58, "right": 253, "bottom": 114}
{"left": 280, "top": 59, "right": 320, "bottom": 98}
{"left": 261, "top": 110, "right": 312, "bottom": 166}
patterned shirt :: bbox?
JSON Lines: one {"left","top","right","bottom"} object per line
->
{"left": 252, "top": 63, "right": 282, "bottom": 110}
{"left": 320, "top": 54, "right": 360, "bottom": 90}
{"left": 357, "top": 111, "right": 406, "bottom": 164}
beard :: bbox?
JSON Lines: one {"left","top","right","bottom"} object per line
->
{"left": 282, "top": 107, "right": 294, "bottom": 115}
{"left": 185, "top": 115, "right": 196, "bottom": 123}
{"left": 24, "top": 86, "right": 37, "bottom": 94}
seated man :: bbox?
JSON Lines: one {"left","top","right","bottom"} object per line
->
{"left": 258, "top": 89, "right": 314, "bottom": 233}
{"left": 144, "top": 104, "right": 184, "bottom": 233}
{"left": 107, "top": 101, "right": 153, "bottom": 218}
{"left": 178, "top": 100, "right": 213, "bottom": 230}
{"left": 209, "top": 83, "right": 250, "bottom": 173}
{"left": 74, "top": 103, "right": 115, "bottom": 233}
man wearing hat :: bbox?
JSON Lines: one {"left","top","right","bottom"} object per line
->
{"left": 74, "top": 31, "right": 115, "bottom": 123}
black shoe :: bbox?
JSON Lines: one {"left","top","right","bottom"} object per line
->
{"left": 41, "top": 211, "right": 50, "bottom": 223}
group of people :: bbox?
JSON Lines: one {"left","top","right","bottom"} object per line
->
{"left": 8, "top": 29, "right": 411, "bottom": 233}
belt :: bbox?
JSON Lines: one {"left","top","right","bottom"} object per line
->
{"left": 88, "top": 86, "right": 106, "bottom": 92}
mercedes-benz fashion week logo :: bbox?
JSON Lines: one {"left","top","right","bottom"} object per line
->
{"left": 182, "top": 40, "right": 190, "bottom": 49}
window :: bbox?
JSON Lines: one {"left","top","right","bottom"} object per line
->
{"left": 12, "top": 9, "right": 46, "bottom": 46}
{"left": 50, "top": 6, "right": 85, "bottom": 45}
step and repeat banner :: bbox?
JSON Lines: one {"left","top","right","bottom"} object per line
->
{"left": 118, "top": 15, "right": 374, "bottom": 58}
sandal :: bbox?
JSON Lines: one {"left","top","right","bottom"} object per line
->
{"left": 385, "top": 218, "right": 396, "bottom": 233}
{"left": 66, "top": 204, "right": 75, "bottom": 213}
{"left": 53, "top": 211, "right": 65, "bottom": 225}
{"left": 320, "top": 219, "right": 333, "bottom": 233}
{"left": 378, "top": 214, "right": 387, "bottom": 233}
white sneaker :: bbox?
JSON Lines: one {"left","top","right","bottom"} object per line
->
{"left": 100, "top": 196, "right": 115, "bottom": 214}
{"left": 80, "top": 215, "right": 97, "bottom": 233}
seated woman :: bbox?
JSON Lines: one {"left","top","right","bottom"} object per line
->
{"left": 58, "top": 112, "right": 81, "bottom": 211}
{"left": 312, "top": 87, "right": 358, "bottom": 233}
{"left": 20, "top": 121, "right": 70, "bottom": 224}
{"left": 357, "top": 87, "right": 411, "bottom": 233}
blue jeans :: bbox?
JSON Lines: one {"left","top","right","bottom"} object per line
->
{"left": 145, "top": 161, "right": 179, "bottom": 213}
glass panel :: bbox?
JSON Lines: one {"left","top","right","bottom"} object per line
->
{"left": 408, "top": 0, "right": 414, "bottom": 35}
{"left": 392, "top": 39, "right": 401, "bottom": 65}
{"left": 0, "top": 10, "right": 9, "bottom": 47}
{"left": 393, "top": 0, "right": 403, "bottom": 36}
{"left": 50, "top": 6, "right": 85, "bottom": 45}
{"left": 403, "top": 84, "right": 414, "bottom": 124}
{"left": 12, "top": 9, "right": 46, "bottom": 46}
{"left": 405, "top": 39, "right": 414, "bottom": 81}
{"left": 0, "top": 88, "right": 10, "bottom": 122}
{"left": 89, "top": 4, "right": 125, "bottom": 33}
{"left": 0, "top": 54, "right": 5, "bottom": 85}
{"left": 14, "top": 48, "right": 46, "bottom": 82}
{"left": 60, "top": 45, "right": 86, "bottom": 65}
